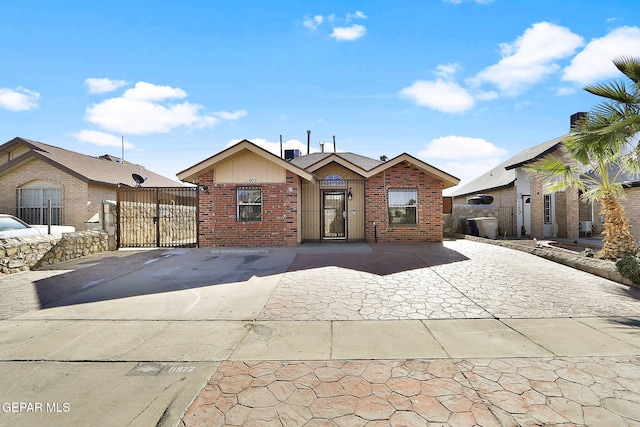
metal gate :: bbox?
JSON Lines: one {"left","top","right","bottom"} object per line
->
{"left": 497, "top": 206, "right": 514, "bottom": 237}
{"left": 117, "top": 186, "right": 198, "bottom": 248}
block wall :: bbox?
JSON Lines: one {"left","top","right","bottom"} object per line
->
{"left": 365, "top": 163, "right": 444, "bottom": 242}
{"left": 197, "top": 170, "right": 299, "bottom": 247}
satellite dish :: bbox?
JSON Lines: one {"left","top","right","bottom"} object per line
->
{"left": 132, "top": 173, "right": 147, "bottom": 187}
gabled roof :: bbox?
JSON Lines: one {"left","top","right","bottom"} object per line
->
{"left": 0, "top": 137, "right": 181, "bottom": 187}
{"left": 177, "top": 139, "right": 315, "bottom": 183}
{"left": 366, "top": 153, "right": 460, "bottom": 188}
{"left": 450, "top": 134, "right": 568, "bottom": 197}
{"left": 292, "top": 151, "right": 458, "bottom": 188}
{"left": 290, "top": 152, "right": 383, "bottom": 173}
{"left": 503, "top": 134, "right": 568, "bottom": 170}
{"left": 178, "top": 139, "right": 460, "bottom": 188}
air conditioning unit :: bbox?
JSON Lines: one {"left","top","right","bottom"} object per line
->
{"left": 579, "top": 221, "right": 592, "bottom": 237}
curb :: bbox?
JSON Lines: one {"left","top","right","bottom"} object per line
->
{"left": 458, "top": 234, "right": 637, "bottom": 289}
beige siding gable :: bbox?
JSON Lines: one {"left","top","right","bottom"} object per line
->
{"left": 214, "top": 151, "right": 286, "bottom": 183}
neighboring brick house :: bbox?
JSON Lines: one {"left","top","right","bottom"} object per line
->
{"left": 177, "top": 140, "right": 459, "bottom": 247}
{"left": 0, "top": 137, "right": 181, "bottom": 230}
{"left": 450, "top": 113, "right": 608, "bottom": 240}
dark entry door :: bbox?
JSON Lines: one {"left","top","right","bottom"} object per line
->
{"left": 323, "top": 191, "right": 346, "bottom": 240}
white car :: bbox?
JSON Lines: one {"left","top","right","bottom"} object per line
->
{"left": 0, "top": 214, "right": 75, "bottom": 239}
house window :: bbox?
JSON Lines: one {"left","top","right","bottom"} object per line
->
{"left": 17, "top": 183, "right": 62, "bottom": 225}
{"left": 388, "top": 189, "right": 417, "bottom": 225}
{"left": 324, "top": 174, "right": 345, "bottom": 187}
{"left": 543, "top": 194, "right": 551, "bottom": 224}
{"left": 237, "top": 187, "right": 262, "bottom": 222}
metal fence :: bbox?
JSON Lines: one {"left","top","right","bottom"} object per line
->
{"left": 117, "top": 186, "right": 198, "bottom": 248}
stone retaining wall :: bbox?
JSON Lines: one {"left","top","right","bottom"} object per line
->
{"left": 461, "top": 234, "right": 636, "bottom": 288}
{"left": 0, "top": 231, "right": 109, "bottom": 276}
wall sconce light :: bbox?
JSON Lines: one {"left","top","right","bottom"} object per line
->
{"left": 199, "top": 184, "right": 210, "bottom": 194}
{"left": 348, "top": 188, "right": 353, "bottom": 200}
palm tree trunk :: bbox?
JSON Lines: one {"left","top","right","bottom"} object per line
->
{"left": 599, "top": 194, "right": 636, "bottom": 259}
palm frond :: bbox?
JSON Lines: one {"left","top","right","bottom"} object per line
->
{"left": 613, "top": 55, "right": 640, "bottom": 85}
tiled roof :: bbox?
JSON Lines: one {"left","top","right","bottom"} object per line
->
{"left": 0, "top": 137, "right": 181, "bottom": 187}
{"left": 450, "top": 134, "right": 568, "bottom": 197}
{"left": 290, "top": 152, "right": 383, "bottom": 171}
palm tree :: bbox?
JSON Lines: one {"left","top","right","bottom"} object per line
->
{"left": 581, "top": 55, "right": 640, "bottom": 146}
{"left": 528, "top": 56, "right": 640, "bottom": 260}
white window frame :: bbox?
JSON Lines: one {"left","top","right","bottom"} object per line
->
{"left": 17, "top": 182, "right": 63, "bottom": 225}
{"left": 543, "top": 194, "right": 552, "bottom": 225}
{"left": 237, "top": 187, "right": 262, "bottom": 222}
{"left": 388, "top": 188, "right": 418, "bottom": 225}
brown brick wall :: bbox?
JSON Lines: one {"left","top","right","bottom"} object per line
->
{"left": 197, "top": 170, "right": 299, "bottom": 247}
{"left": 365, "top": 163, "right": 444, "bottom": 242}
{"left": 621, "top": 188, "right": 640, "bottom": 243}
{"left": 0, "top": 158, "right": 90, "bottom": 229}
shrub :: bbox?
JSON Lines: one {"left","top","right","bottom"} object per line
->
{"left": 580, "top": 248, "right": 595, "bottom": 258}
{"left": 616, "top": 255, "right": 640, "bottom": 285}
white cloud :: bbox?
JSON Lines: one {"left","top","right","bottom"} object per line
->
{"left": 562, "top": 26, "right": 640, "bottom": 85}
{"left": 85, "top": 81, "right": 243, "bottom": 135}
{"left": 435, "top": 63, "right": 462, "bottom": 79}
{"left": 556, "top": 86, "right": 577, "bottom": 96}
{"left": 213, "top": 110, "right": 247, "bottom": 120}
{"left": 0, "top": 87, "right": 40, "bottom": 111}
{"left": 331, "top": 24, "right": 366, "bottom": 41}
{"left": 85, "top": 78, "right": 129, "bottom": 94}
{"left": 420, "top": 135, "right": 507, "bottom": 159}
{"left": 121, "top": 81, "right": 187, "bottom": 102}
{"left": 303, "top": 15, "right": 324, "bottom": 30}
{"left": 304, "top": 11, "right": 367, "bottom": 41}
{"left": 420, "top": 135, "right": 507, "bottom": 194}
{"left": 73, "top": 129, "right": 135, "bottom": 148}
{"left": 399, "top": 80, "right": 475, "bottom": 113}
{"left": 227, "top": 138, "right": 319, "bottom": 155}
{"left": 346, "top": 11, "right": 367, "bottom": 22}
{"left": 470, "top": 22, "right": 584, "bottom": 95}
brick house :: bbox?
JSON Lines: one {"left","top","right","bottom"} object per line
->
{"left": 449, "top": 113, "right": 626, "bottom": 240}
{"left": 177, "top": 140, "right": 460, "bottom": 247}
{"left": 0, "top": 137, "right": 180, "bottom": 230}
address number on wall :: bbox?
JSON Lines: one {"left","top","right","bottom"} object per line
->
{"left": 248, "top": 179, "right": 257, "bottom": 183}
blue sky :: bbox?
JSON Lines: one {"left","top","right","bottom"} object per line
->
{"left": 2, "top": 1, "right": 639, "bottom": 192}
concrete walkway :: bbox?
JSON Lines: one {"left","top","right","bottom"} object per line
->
{"left": 0, "top": 240, "right": 639, "bottom": 426}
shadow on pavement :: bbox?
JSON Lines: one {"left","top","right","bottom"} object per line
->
{"left": 287, "top": 241, "right": 469, "bottom": 275}
{"left": 31, "top": 242, "right": 469, "bottom": 310}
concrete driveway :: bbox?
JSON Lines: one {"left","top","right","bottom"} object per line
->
{"left": 1, "top": 239, "right": 639, "bottom": 426}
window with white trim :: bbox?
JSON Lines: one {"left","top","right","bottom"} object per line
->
{"left": 237, "top": 187, "right": 262, "bottom": 222}
{"left": 388, "top": 189, "right": 417, "bottom": 225}
{"left": 543, "top": 194, "right": 551, "bottom": 224}
{"left": 17, "top": 183, "right": 63, "bottom": 225}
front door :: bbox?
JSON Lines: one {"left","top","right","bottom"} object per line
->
{"left": 323, "top": 191, "right": 346, "bottom": 240}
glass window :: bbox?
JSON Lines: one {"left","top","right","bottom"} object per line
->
{"left": 17, "top": 186, "right": 62, "bottom": 225}
{"left": 388, "top": 189, "right": 417, "bottom": 225}
{"left": 324, "top": 174, "right": 344, "bottom": 187}
{"left": 543, "top": 194, "right": 551, "bottom": 224}
{"left": 237, "top": 187, "right": 262, "bottom": 222}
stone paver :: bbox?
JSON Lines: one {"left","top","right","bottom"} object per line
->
{"left": 182, "top": 357, "right": 640, "bottom": 426}
{"left": 3, "top": 239, "right": 640, "bottom": 426}
{"left": 180, "top": 240, "right": 640, "bottom": 426}
{"left": 259, "top": 241, "right": 640, "bottom": 321}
